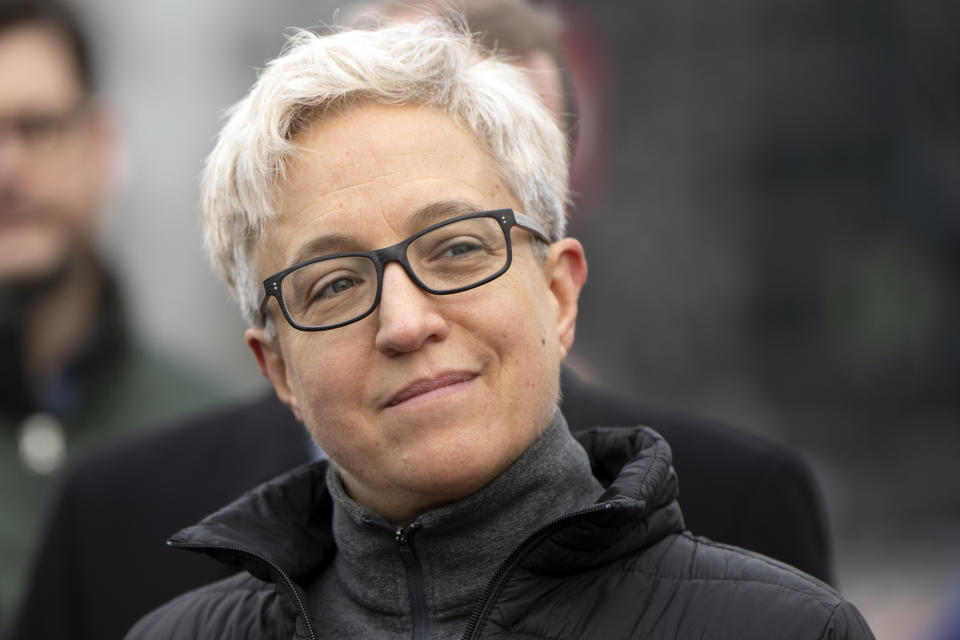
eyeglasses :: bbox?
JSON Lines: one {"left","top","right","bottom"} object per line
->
{"left": 0, "top": 102, "right": 89, "bottom": 156}
{"left": 260, "top": 209, "right": 550, "bottom": 331}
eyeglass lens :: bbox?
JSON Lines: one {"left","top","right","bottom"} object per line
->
{"left": 280, "top": 216, "right": 508, "bottom": 328}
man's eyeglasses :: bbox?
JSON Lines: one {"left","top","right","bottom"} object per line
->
{"left": 0, "top": 102, "right": 89, "bottom": 155}
{"left": 259, "top": 209, "right": 550, "bottom": 331}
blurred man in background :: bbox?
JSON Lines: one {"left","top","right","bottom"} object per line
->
{"left": 0, "top": 0, "right": 226, "bottom": 627}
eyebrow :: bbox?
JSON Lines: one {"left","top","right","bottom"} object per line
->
{"left": 288, "top": 199, "right": 486, "bottom": 267}
{"left": 290, "top": 233, "right": 357, "bottom": 266}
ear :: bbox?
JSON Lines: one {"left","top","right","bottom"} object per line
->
{"left": 245, "top": 328, "right": 303, "bottom": 422}
{"left": 545, "top": 238, "right": 588, "bottom": 359}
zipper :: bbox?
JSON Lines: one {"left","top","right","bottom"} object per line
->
{"left": 167, "top": 540, "right": 318, "bottom": 640}
{"left": 396, "top": 524, "right": 430, "bottom": 640}
{"left": 460, "top": 501, "right": 615, "bottom": 640}
{"left": 169, "top": 502, "right": 615, "bottom": 640}
{"left": 364, "top": 519, "right": 431, "bottom": 640}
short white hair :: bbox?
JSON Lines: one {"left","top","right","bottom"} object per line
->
{"left": 201, "top": 18, "right": 570, "bottom": 328}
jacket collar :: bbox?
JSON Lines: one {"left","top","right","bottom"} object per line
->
{"left": 517, "top": 425, "right": 685, "bottom": 574}
{"left": 168, "top": 423, "right": 684, "bottom": 582}
{"left": 169, "top": 460, "right": 336, "bottom": 584}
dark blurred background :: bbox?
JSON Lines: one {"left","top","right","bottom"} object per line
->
{"left": 78, "top": 0, "right": 957, "bottom": 636}
{"left": 560, "top": 2, "right": 960, "bottom": 634}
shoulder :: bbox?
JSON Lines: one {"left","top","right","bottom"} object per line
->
{"left": 489, "top": 529, "right": 873, "bottom": 639}
{"left": 617, "top": 533, "right": 873, "bottom": 638}
{"left": 561, "top": 369, "right": 833, "bottom": 582}
{"left": 640, "top": 532, "right": 838, "bottom": 598}
{"left": 13, "top": 394, "right": 310, "bottom": 640}
{"left": 47, "top": 391, "right": 309, "bottom": 550}
{"left": 124, "top": 572, "right": 289, "bottom": 640}
{"left": 61, "top": 392, "right": 305, "bottom": 496}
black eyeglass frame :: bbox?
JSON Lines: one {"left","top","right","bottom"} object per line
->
{"left": 259, "top": 208, "right": 551, "bottom": 332}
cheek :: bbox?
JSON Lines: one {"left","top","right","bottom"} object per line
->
{"left": 288, "top": 350, "right": 365, "bottom": 458}
{"left": 514, "top": 269, "right": 559, "bottom": 350}
{"left": 492, "top": 274, "right": 560, "bottom": 386}
{"left": 44, "top": 134, "right": 107, "bottom": 210}
{"left": 23, "top": 165, "right": 102, "bottom": 233}
{"left": 520, "top": 277, "right": 564, "bottom": 401}
{"left": 0, "top": 226, "right": 72, "bottom": 282}
{"left": 287, "top": 333, "right": 371, "bottom": 415}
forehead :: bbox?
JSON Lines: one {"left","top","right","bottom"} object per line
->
{"left": 0, "top": 24, "right": 82, "bottom": 113}
{"left": 260, "top": 103, "right": 519, "bottom": 272}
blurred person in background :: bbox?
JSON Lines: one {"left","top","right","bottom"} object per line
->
{"left": 10, "top": 1, "right": 835, "bottom": 638}
{"left": 0, "top": 0, "right": 227, "bottom": 628}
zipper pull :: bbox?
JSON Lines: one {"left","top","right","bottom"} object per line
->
{"left": 394, "top": 523, "right": 421, "bottom": 546}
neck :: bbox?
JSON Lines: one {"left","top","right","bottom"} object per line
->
{"left": 307, "top": 410, "right": 603, "bottom": 638}
{"left": 21, "top": 249, "right": 104, "bottom": 389}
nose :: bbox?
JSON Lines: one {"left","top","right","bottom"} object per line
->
{"left": 374, "top": 262, "right": 449, "bottom": 355}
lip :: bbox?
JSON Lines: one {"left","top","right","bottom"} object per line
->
{"left": 385, "top": 371, "right": 478, "bottom": 408}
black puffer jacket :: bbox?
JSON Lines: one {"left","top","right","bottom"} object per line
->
{"left": 126, "top": 426, "right": 874, "bottom": 639}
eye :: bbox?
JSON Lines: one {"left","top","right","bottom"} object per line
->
{"left": 16, "top": 115, "right": 65, "bottom": 146}
{"left": 319, "top": 276, "right": 358, "bottom": 298}
{"left": 430, "top": 234, "right": 492, "bottom": 260}
{"left": 303, "top": 269, "right": 366, "bottom": 305}
{"left": 442, "top": 240, "right": 484, "bottom": 257}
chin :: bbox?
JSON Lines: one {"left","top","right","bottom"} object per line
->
{"left": 0, "top": 230, "right": 71, "bottom": 288}
{"left": 399, "top": 432, "right": 522, "bottom": 500}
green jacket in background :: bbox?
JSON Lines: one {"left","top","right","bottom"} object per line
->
{"left": 0, "top": 279, "right": 232, "bottom": 626}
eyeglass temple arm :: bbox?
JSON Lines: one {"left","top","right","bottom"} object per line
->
{"left": 513, "top": 211, "right": 552, "bottom": 243}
